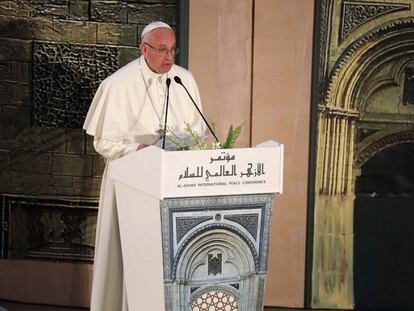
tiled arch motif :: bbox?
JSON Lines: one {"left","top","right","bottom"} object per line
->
{"left": 172, "top": 223, "right": 259, "bottom": 279}
{"left": 161, "top": 194, "right": 274, "bottom": 310}
{"left": 175, "top": 226, "right": 256, "bottom": 310}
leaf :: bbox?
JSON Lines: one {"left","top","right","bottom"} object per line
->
{"left": 222, "top": 122, "right": 244, "bottom": 149}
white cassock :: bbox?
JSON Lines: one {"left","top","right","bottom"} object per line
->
{"left": 83, "top": 55, "right": 204, "bottom": 311}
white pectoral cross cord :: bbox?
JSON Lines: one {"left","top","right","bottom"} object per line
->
{"left": 140, "top": 69, "right": 169, "bottom": 139}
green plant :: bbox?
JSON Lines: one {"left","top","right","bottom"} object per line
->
{"left": 222, "top": 122, "right": 244, "bottom": 149}
{"left": 166, "top": 121, "right": 244, "bottom": 150}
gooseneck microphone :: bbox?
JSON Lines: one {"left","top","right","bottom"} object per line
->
{"left": 162, "top": 77, "right": 171, "bottom": 149}
{"left": 173, "top": 76, "right": 220, "bottom": 143}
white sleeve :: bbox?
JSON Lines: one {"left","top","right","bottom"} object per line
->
{"left": 93, "top": 137, "right": 140, "bottom": 160}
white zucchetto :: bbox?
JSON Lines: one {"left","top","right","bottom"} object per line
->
{"left": 141, "top": 21, "right": 172, "bottom": 39}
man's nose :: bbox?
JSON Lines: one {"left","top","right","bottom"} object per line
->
{"left": 164, "top": 50, "right": 173, "bottom": 60}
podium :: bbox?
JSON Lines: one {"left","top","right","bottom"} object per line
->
{"left": 108, "top": 141, "right": 283, "bottom": 311}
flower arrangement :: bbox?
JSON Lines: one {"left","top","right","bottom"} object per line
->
{"left": 167, "top": 122, "right": 244, "bottom": 150}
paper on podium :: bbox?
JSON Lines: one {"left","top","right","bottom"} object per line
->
{"left": 153, "top": 133, "right": 210, "bottom": 150}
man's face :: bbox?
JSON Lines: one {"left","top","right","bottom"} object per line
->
{"left": 140, "top": 28, "right": 176, "bottom": 74}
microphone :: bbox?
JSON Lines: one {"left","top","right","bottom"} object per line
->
{"left": 173, "top": 76, "right": 220, "bottom": 143}
{"left": 162, "top": 77, "right": 171, "bottom": 149}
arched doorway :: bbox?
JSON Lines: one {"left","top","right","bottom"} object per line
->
{"left": 312, "top": 16, "right": 414, "bottom": 308}
{"left": 354, "top": 142, "right": 414, "bottom": 310}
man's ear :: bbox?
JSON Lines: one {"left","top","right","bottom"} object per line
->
{"left": 139, "top": 42, "right": 145, "bottom": 54}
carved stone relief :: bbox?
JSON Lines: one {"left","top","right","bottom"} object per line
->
{"left": 318, "top": 0, "right": 334, "bottom": 101}
{"left": 0, "top": 195, "right": 98, "bottom": 262}
{"left": 33, "top": 41, "right": 118, "bottom": 128}
{"left": 340, "top": 0, "right": 410, "bottom": 43}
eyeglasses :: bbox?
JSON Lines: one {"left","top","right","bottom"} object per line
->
{"left": 144, "top": 42, "right": 179, "bottom": 56}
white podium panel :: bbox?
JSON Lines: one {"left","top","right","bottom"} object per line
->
{"left": 114, "top": 182, "right": 165, "bottom": 311}
{"left": 110, "top": 141, "right": 283, "bottom": 199}
{"left": 162, "top": 145, "right": 283, "bottom": 198}
{"left": 108, "top": 141, "right": 284, "bottom": 311}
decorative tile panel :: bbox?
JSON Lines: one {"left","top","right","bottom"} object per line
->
{"left": 161, "top": 194, "right": 274, "bottom": 311}
{"left": 224, "top": 213, "right": 259, "bottom": 240}
{"left": 176, "top": 216, "right": 211, "bottom": 243}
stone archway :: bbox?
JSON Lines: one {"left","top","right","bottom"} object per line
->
{"left": 312, "top": 18, "right": 414, "bottom": 308}
{"left": 355, "top": 128, "right": 414, "bottom": 169}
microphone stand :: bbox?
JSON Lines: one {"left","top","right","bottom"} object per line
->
{"left": 162, "top": 78, "right": 171, "bottom": 149}
{"left": 174, "top": 76, "right": 220, "bottom": 144}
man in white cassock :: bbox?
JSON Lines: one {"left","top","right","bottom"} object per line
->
{"left": 83, "top": 21, "right": 205, "bottom": 311}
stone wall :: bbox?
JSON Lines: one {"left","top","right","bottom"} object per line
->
{"left": 0, "top": 0, "right": 175, "bottom": 262}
